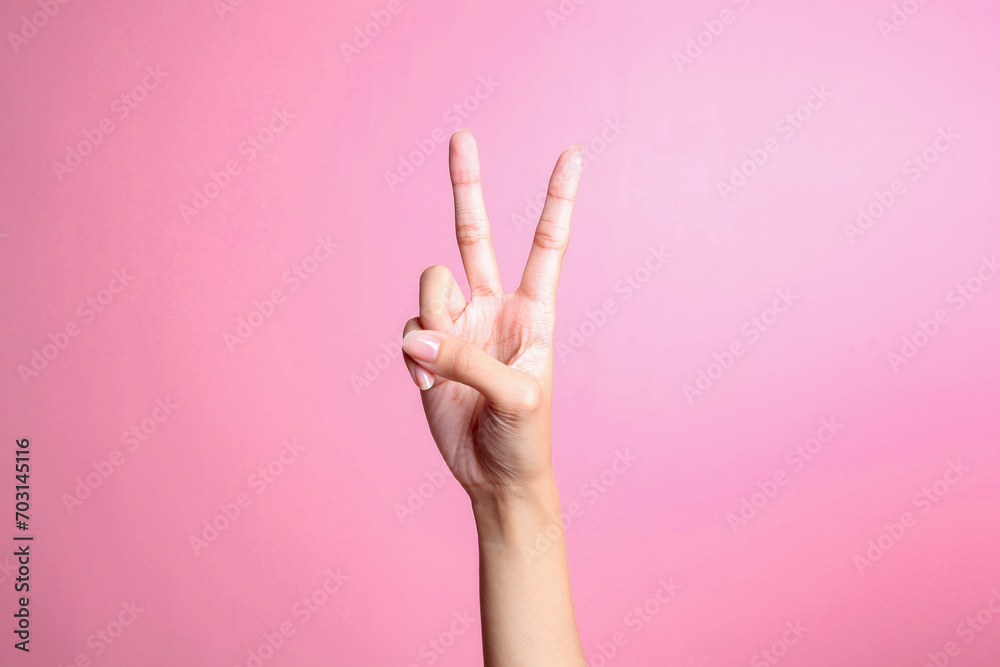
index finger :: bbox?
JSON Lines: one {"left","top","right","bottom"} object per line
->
{"left": 450, "top": 129, "right": 504, "bottom": 297}
{"left": 517, "top": 145, "right": 583, "bottom": 305}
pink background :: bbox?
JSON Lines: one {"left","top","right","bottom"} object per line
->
{"left": 2, "top": 0, "right": 999, "bottom": 665}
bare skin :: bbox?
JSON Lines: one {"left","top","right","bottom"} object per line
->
{"left": 402, "top": 129, "right": 586, "bottom": 666}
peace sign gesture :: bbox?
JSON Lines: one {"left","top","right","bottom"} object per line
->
{"left": 401, "top": 129, "right": 583, "bottom": 501}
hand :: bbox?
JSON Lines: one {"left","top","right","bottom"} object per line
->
{"left": 401, "top": 129, "right": 583, "bottom": 501}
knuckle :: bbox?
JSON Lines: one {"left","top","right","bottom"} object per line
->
{"left": 420, "top": 296, "right": 447, "bottom": 318}
{"left": 469, "top": 284, "right": 497, "bottom": 299}
{"left": 546, "top": 187, "right": 575, "bottom": 204}
{"left": 423, "top": 303, "right": 446, "bottom": 320}
{"left": 451, "top": 168, "right": 481, "bottom": 187}
{"left": 514, "top": 379, "right": 543, "bottom": 414}
{"left": 532, "top": 222, "right": 568, "bottom": 251}
{"left": 455, "top": 219, "right": 491, "bottom": 247}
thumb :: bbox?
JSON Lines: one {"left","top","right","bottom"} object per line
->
{"left": 402, "top": 330, "right": 541, "bottom": 413}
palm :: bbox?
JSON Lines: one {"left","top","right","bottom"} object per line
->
{"left": 422, "top": 291, "right": 553, "bottom": 489}
{"left": 403, "top": 130, "right": 582, "bottom": 493}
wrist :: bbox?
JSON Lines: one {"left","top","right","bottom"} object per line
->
{"left": 469, "top": 473, "right": 563, "bottom": 549}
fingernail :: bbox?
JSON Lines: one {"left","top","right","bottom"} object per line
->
{"left": 403, "top": 331, "right": 440, "bottom": 363}
{"left": 414, "top": 366, "right": 434, "bottom": 391}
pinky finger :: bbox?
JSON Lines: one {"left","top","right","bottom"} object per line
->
{"left": 402, "top": 317, "right": 437, "bottom": 390}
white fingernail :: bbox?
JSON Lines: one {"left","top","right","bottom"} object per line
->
{"left": 415, "top": 366, "right": 434, "bottom": 391}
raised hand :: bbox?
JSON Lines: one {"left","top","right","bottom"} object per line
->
{"left": 401, "top": 129, "right": 583, "bottom": 501}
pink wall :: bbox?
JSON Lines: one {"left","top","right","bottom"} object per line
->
{"left": 2, "top": 0, "right": 999, "bottom": 665}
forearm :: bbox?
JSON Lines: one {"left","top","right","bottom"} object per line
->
{"left": 471, "top": 472, "right": 586, "bottom": 667}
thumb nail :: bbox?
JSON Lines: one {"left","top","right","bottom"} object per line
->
{"left": 403, "top": 331, "right": 441, "bottom": 364}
